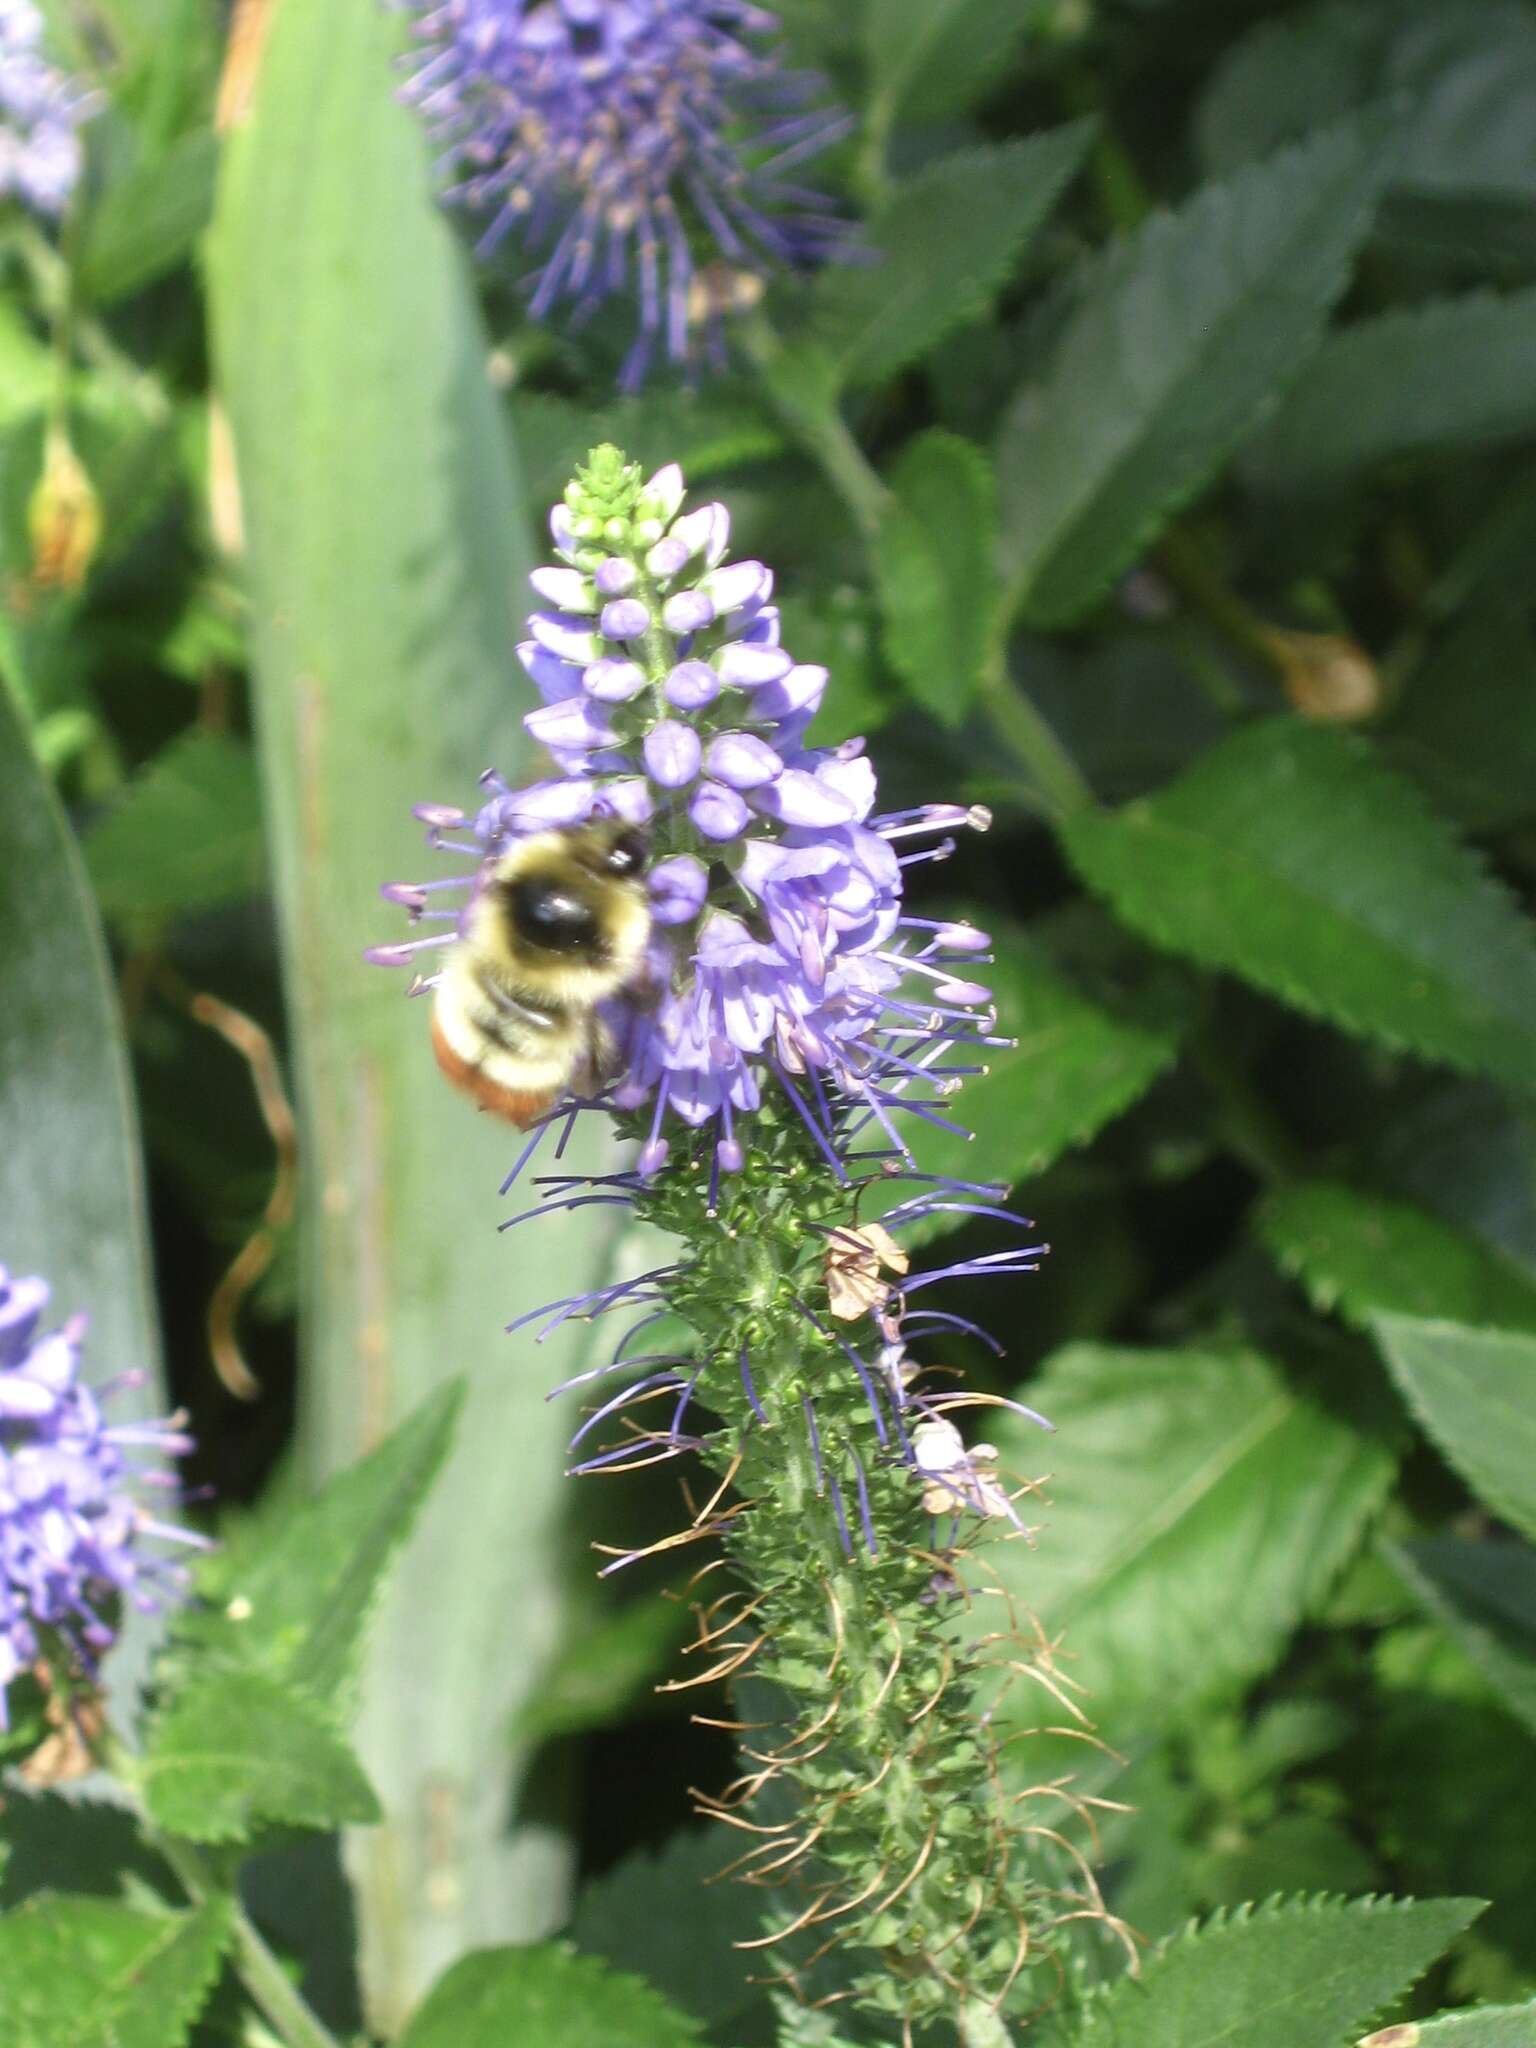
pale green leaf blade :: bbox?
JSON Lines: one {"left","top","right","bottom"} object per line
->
{"left": 1373, "top": 1316, "right": 1536, "bottom": 1541}
{"left": 1389, "top": 1538, "right": 1536, "bottom": 1738}
{"left": 1374, "top": 2003, "right": 1536, "bottom": 2046}
{"left": 1061, "top": 721, "right": 1536, "bottom": 1097}
{"left": 142, "top": 1665, "right": 382, "bottom": 1843}
{"left": 1257, "top": 1181, "right": 1536, "bottom": 1334}
{"left": 0, "top": 685, "right": 166, "bottom": 1707}
{"left": 397, "top": 1945, "right": 704, "bottom": 2048}
{"left": 177, "top": 1380, "right": 463, "bottom": 1707}
{"left": 874, "top": 430, "right": 998, "bottom": 727}
{"left": 997, "top": 114, "right": 1395, "bottom": 627}
{"left": 1250, "top": 287, "right": 1536, "bottom": 496}
{"left": 1063, "top": 1896, "right": 1484, "bottom": 2048}
{"left": 83, "top": 728, "right": 265, "bottom": 924}
{"left": 209, "top": 0, "right": 627, "bottom": 2005}
{"left": 0, "top": 1896, "right": 231, "bottom": 2048}
{"left": 814, "top": 126, "right": 1093, "bottom": 391}
{"left": 78, "top": 129, "right": 218, "bottom": 304}
{"left": 986, "top": 1344, "right": 1397, "bottom": 1733}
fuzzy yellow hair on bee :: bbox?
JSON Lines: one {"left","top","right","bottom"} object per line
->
{"left": 431, "top": 818, "right": 652, "bottom": 1128}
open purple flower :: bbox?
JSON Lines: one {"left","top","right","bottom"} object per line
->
{"left": 0, "top": 1264, "right": 200, "bottom": 1723}
{"left": 0, "top": 0, "right": 92, "bottom": 217}
{"left": 398, "top": 0, "right": 851, "bottom": 384}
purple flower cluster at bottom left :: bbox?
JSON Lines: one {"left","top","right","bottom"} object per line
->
{"left": 0, "top": 1263, "right": 202, "bottom": 1724}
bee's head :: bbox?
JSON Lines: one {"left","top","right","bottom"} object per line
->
{"left": 490, "top": 821, "right": 651, "bottom": 964}
{"left": 582, "top": 821, "right": 649, "bottom": 882}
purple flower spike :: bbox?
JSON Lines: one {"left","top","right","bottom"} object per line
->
{"left": 644, "top": 720, "right": 703, "bottom": 788}
{"left": 664, "top": 660, "right": 721, "bottom": 711}
{"left": 0, "top": 3, "right": 93, "bottom": 219}
{"left": 0, "top": 1264, "right": 200, "bottom": 1723}
{"left": 584, "top": 657, "right": 649, "bottom": 703}
{"left": 662, "top": 590, "right": 716, "bottom": 636}
{"left": 600, "top": 598, "right": 651, "bottom": 643}
{"left": 400, "top": 0, "right": 853, "bottom": 385}
{"left": 649, "top": 854, "right": 710, "bottom": 926}
{"left": 690, "top": 780, "right": 751, "bottom": 841}
{"left": 704, "top": 731, "right": 782, "bottom": 790}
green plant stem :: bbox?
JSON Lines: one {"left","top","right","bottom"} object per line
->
{"left": 1189, "top": 1026, "right": 1307, "bottom": 1185}
{"left": 741, "top": 314, "right": 1096, "bottom": 818}
{"left": 1156, "top": 527, "right": 1285, "bottom": 678}
{"left": 977, "top": 633, "right": 1096, "bottom": 819}
{"left": 11, "top": 220, "right": 171, "bottom": 423}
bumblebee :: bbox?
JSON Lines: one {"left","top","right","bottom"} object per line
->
{"left": 431, "top": 818, "right": 652, "bottom": 1127}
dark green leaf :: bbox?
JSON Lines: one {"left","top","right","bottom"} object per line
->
{"left": 812, "top": 126, "right": 1093, "bottom": 392}
{"left": 1061, "top": 720, "right": 1536, "bottom": 1097}
{"left": 571, "top": 1830, "right": 768, "bottom": 2037}
{"left": 1257, "top": 1181, "right": 1536, "bottom": 1334}
{"left": 78, "top": 130, "right": 218, "bottom": 304}
{"left": 1373, "top": 1316, "right": 1536, "bottom": 1540}
{"left": 510, "top": 1597, "right": 690, "bottom": 1744}
{"left": 178, "top": 1382, "right": 463, "bottom": 1709}
{"left": 873, "top": 431, "right": 997, "bottom": 728}
{"left": 1062, "top": 1895, "right": 1483, "bottom": 2048}
{"left": 863, "top": 0, "right": 1049, "bottom": 127}
{"left": 1390, "top": 1538, "right": 1536, "bottom": 1739}
{"left": 1250, "top": 287, "right": 1536, "bottom": 495}
{"left": 511, "top": 387, "right": 783, "bottom": 516}
{"left": 986, "top": 1344, "right": 1398, "bottom": 1734}
{"left": 884, "top": 935, "right": 1180, "bottom": 1234}
{"left": 0, "top": 684, "right": 165, "bottom": 1703}
{"left": 997, "top": 114, "right": 1395, "bottom": 626}
{"left": 397, "top": 1944, "right": 704, "bottom": 2048}
{"left": 1384, "top": 611, "right": 1536, "bottom": 835}
{"left": 0, "top": 1896, "right": 230, "bottom": 2048}
{"left": 83, "top": 729, "right": 265, "bottom": 923}
{"left": 1199, "top": 2, "right": 1536, "bottom": 219}
{"left": 143, "top": 1665, "right": 382, "bottom": 1842}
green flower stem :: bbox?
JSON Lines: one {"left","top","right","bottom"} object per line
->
{"left": 1154, "top": 527, "right": 1291, "bottom": 683}
{"left": 738, "top": 315, "right": 1095, "bottom": 820}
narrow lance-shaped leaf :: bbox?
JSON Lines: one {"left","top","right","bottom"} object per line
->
{"left": 1062, "top": 720, "right": 1536, "bottom": 1100}
{"left": 1389, "top": 1538, "right": 1536, "bottom": 1740}
{"left": 874, "top": 430, "right": 999, "bottom": 728}
{"left": 208, "top": 0, "right": 628, "bottom": 2016}
{"left": 997, "top": 112, "right": 1397, "bottom": 627}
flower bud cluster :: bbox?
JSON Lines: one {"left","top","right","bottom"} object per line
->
{"left": 0, "top": 0, "right": 91, "bottom": 218}
{"left": 0, "top": 1265, "right": 200, "bottom": 1724}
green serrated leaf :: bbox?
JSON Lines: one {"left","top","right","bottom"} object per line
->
{"left": 1380, "top": 2003, "right": 1536, "bottom": 2045}
{"left": 862, "top": 0, "right": 1049, "bottom": 128}
{"left": 986, "top": 1343, "right": 1398, "bottom": 1734}
{"left": 874, "top": 431, "right": 997, "bottom": 727}
{"left": 1373, "top": 1316, "right": 1536, "bottom": 1541}
{"left": 1389, "top": 1538, "right": 1536, "bottom": 1739}
{"left": 83, "top": 728, "right": 265, "bottom": 923}
{"left": 178, "top": 1381, "right": 463, "bottom": 1709}
{"left": 78, "top": 129, "right": 218, "bottom": 304}
{"left": 1062, "top": 720, "right": 1536, "bottom": 1098}
{"left": 397, "top": 1943, "right": 705, "bottom": 2048}
{"left": 571, "top": 1830, "right": 768, "bottom": 2036}
{"left": 512, "top": 387, "right": 783, "bottom": 516}
{"left": 1385, "top": 611, "right": 1536, "bottom": 835}
{"left": 1198, "top": 2, "right": 1536, "bottom": 223}
{"left": 880, "top": 933, "right": 1180, "bottom": 1239}
{"left": 0, "top": 1895, "right": 231, "bottom": 2048}
{"left": 142, "top": 1665, "right": 382, "bottom": 1842}
{"left": 0, "top": 683, "right": 166, "bottom": 1709}
{"left": 812, "top": 125, "right": 1093, "bottom": 392}
{"left": 1249, "top": 287, "right": 1536, "bottom": 496}
{"left": 1257, "top": 1181, "right": 1536, "bottom": 1335}
{"left": 997, "top": 114, "right": 1396, "bottom": 627}
{"left": 1063, "top": 1895, "right": 1484, "bottom": 2048}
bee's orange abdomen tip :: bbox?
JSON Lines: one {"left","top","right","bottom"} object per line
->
{"left": 430, "top": 1015, "right": 558, "bottom": 1129}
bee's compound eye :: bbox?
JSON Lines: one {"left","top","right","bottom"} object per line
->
{"left": 604, "top": 830, "right": 648, "bottom": 878}
{"left": 507, "top": 878, "right": 598, "bottom": 952}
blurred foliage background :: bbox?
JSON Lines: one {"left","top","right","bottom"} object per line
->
{"left": 4, "top": 0, "right": 1536, "bottom": 2041}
